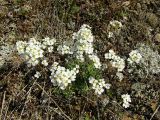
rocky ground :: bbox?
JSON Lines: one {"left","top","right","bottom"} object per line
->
{"left": 0, "top": 0, "right": 160, "bottom": 120}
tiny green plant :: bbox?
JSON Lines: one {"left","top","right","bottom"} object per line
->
{"left": 65, "top": 57, "right": 103, "bottom": 94}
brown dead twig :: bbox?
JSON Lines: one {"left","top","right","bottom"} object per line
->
{"left": 0, "top": 91, "right": 6, "bottom": 120}
{"left": 150, "top": 104, "right": 160, "bottom": 120}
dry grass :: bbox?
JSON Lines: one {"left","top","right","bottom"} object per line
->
{"left": 0, "top": 0, "right": 160, "bottom": 119}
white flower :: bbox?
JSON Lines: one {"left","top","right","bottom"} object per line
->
{"left": 73, "top": 24, "right": 93, "bottom": 42}
{"left": 116, "top": 72, "right": 124, "bottom": 81}
{"left": 75, "top": 40, "right": 94, "bottom": 56}
{"left": 57, "top": 45, "right": 73, "bottom": 55}
{"left": 50, "top": 62, "right": 59, "bottom": 72}
{"left": 48, "top": 46, "right": 53, "bottom": 53}
{"left": 89, "top": 54, "right": 101, "bottom": 69}
{"left": 89, "top": 77, "right": 111, "bottom": 95}
{"left": 28, "top": 58, "right": 39, "bottom": 66}
{"left": 109, "top": 49, "right": 116, "bottom": 56}
{"left": 16, "top": 41, "right": 27, "bottom": 54}
{"left": 105, "top": 83, "right": 111, "bottom": 89}
{"left": 28, "top": 38, "right": 39, "bottom": 45}
{"left": 73, "top": 65, "right": 80, "bottom": 73}
{"left": 50, "top": 62, "right": 79, "bottom": 90}
{"left": 72, "top": 24, "right": 94, "bottom": 61}
{"left": 122, "top": 102, "right": 130, "bottom": 108}
{"left": 23, "top": 54, "right": 30, "bottom": 60}
{"left": 108, "top": 32, "right": 114, "bottom": 38}
{"left": 41, "top": 37, "right": 56, "bottom": 50}
{"left": 42, "top": 59, "right": 48, "bottom": 66}
{"left": 16, "top": 38, "right": 46, "bottom": 66}
{"left": 105, "top": 53, "right": 112, "bottom": 59}
{"left": 42, "top": 37, "right": 56, "bottom": 46}
{"left": 112, "top": 58, "right": 125, "bottom": 72}
{"left": 49, "top": 38, "right": 56, "bottom": 46}
{"left": 104, "top": 49, "right": 116, "bottom": 59}
{"left": 34, "top": 71, "right": 41, "bottom": 78}
{"left": 105, "top": 50, "right": 125, "bottom": 72}
{"left": 76, "top": 54, "right": 84, "bottom": 62}
{"left": 25, "top": 44, "right": 43, "bottom": 59}
{"left": 121, "top": 94, "right": 131, "bottom": 108}
{"left": 108, "top": 20, "right": 123, "bottom": 38}
{"left": 128, "top": 50, "right": 142, "bottom": 64}
{"left": 109, "top": 20, "right": 123, "bottom": 28}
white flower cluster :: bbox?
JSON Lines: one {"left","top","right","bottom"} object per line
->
{"left": 41, "top": 59, "right": 48, "bottom": 66}
{"left": 16, "top": 37, "right": 56, "bottom": 66}
{"left": 16, "top": 41, "right": 27, "bottom": 54}
{"left": 88, "top": 54, "right": 101, "bottom": 69}
{"left": 121, "top": 94, "right": 131, "bottom": 108}
{"left": 57, "top": 44, "right": 73, "bottom": 55}
{"left": 108, "top": 32, "right": 114, "bottom": 38}
{"left": 34, "top": 71, "right": 41, "bottom": 78}
{"left": 16, "top": 38, "right": 44, "bottom": 66}
{"left": 105, "top": 50, "right": 125, "bottom": 72}
{"left": 108, "top": 20, "right": 123, "bottom": 38}
{"left": 72, "top": 24, "right": 94, "bottom": 61}
{"left": 50, "top": 62, "right": 79, "bottom": 90}
{"left": 72, "top": 24, "right": 102, "bottom": 68}
{"left": 42, "top": 37, "right": 56, "bottom": 53}
{"left": 116, "top": 72, "right": 124, "bottom": 81}
{"left": 89, "top": 77, "right": 111, "bottom": 95}
{"left": 109, "top": 20, "right": 123, "bottom": 28}
{"left": 127, "top": 50, "right": 142, "bottom": 64}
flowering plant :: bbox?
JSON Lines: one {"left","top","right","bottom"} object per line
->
{"left": 15, "top": 24, "right": 146, "bottom": 108}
